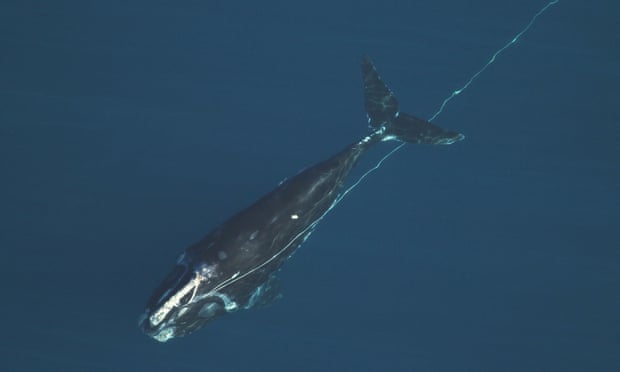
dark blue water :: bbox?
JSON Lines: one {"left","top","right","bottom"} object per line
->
{"left": 1, "top": 0, "right": 618, "bottom": 371}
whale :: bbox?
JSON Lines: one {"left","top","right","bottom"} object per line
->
{"left": 139, "top": 56, "right": 464, "bottom": 342}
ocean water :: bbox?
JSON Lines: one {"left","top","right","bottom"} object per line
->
{"left": 1, "top": 0, "right": 618, "bottom": 371}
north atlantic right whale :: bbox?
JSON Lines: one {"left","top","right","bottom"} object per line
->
{"left": 139, "top": 56, "right": 464, "bottom": 342}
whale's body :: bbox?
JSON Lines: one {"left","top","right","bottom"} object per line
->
{"left": 139, "top": 57, "right": 464, "bottom": 342}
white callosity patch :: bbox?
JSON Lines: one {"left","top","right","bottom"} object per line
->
{"left": 150, "top": 264, "right": 219, "bottom": 327}
{"left": 149, "top": 270, "right": 244, "bottom": 342}
{"left": 197, "top": 263, "right": 220, "bottom": 280}
{"left": 150, "top": 280, "right": 196, "bottom": 327}
{"left": 153, "top": 327, "right": 175, "bottom": 342}
{"left": 195, "top": 291, "right": 239, "bottom": 313}
{"left": 218, "top": 292, "right": 239, "bottom": 312}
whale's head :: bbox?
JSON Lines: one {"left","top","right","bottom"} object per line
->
{"left": 138, "top": 256, "right": 235, "bottom": 342}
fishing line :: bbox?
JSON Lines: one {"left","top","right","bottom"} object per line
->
{"left": 335, "top": 0, "right": 560, "bottom": 207}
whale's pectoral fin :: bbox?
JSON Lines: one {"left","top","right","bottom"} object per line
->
{"left": 243, "top": 274, "right": 282, "bottom": 310}
{"left": 362, "top": 56, "right": 464, "bottom": 145}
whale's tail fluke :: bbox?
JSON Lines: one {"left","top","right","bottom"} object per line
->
{"left": 362, "top": 56, "right": 464, "bottom": 145}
